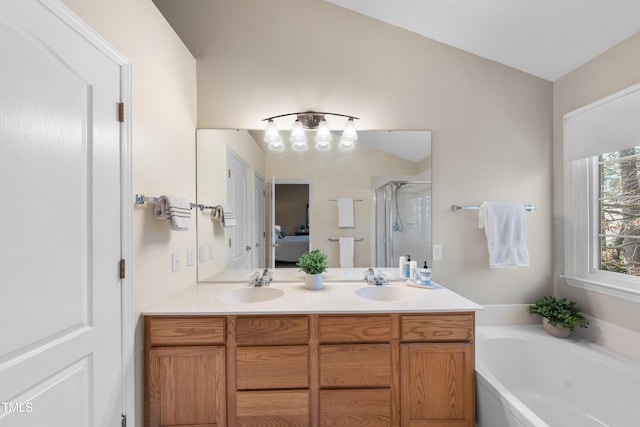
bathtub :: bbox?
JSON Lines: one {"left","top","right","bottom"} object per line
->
{"left": 475, "top": 325, "right": 640, "bottom": 427}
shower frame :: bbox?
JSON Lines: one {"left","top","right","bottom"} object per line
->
{"left": 374, "top": 180, "right": 432, "bottom": 268}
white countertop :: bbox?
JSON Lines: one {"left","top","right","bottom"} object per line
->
{"left": 143, "top": 278, "right": 484, "bottom": 316}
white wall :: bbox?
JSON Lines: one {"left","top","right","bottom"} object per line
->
{"left": 553, "top": 32, "right": 640, "bottom": 334}
{"left": 60, "top": 0, "right": 197, "bottom": 424}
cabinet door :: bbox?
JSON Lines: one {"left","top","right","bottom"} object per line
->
{"left": 147, "top": 346, "right": 225, "bottom": 427}
{"left": 401, "top": 343, "right": 474, "bottom": 427}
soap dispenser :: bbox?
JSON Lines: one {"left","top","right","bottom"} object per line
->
{"left": 403, "top": 255, "right": 411, "bottom": 278}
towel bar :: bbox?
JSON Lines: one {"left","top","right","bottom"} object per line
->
{"left": 329, "top": 198, "right": 364, "bottom": 202}
{"left": 451, "top": 204, "right": 536, "bottom": 211}
{"left": 328, "top": 237, "right": 364, "bottom": 242}
{"left": 135, "top": 194, "right": 205, "bottom": 211}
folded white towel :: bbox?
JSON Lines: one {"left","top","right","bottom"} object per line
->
{"left": 211, "top": 205, "right": 236, "bottom": 228}
{"left": 337, "top": 197, "right": 354, "bottom": 228}
{"left": 153, "top": 195, "right": 191, "bottom": 231}
{"left": 339, "top": 237, "right": 354, "bottom": 268}
{"left": 478, "top": 201, "right": 530, "bottom": 269}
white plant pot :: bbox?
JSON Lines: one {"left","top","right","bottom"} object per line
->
{"left": 305, "top": 273, "right": 323, "bottom": 290}
{"left": 543, "top": 317, "right": 570, "bottom": 338}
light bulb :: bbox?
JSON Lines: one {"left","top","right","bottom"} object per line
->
{"left": 315, "top": 119, "right": 332, "bottom": 145}
{"left": 289, "top": 120, "right": 308, "bottom": 151}
{"left": 341, "top": 118, "right": 358, "bottom": 142}
{"left": 264, "top": 119, "right": 282, "bottom": 144}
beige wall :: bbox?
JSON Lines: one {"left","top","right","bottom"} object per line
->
{"left": 196, "top": 129, "right": 265, "bottom": 280}
{"left": 266, "top": 143, "right": 420, "bottom": 267}
{"left": 191, "top": 0, "right": 554, "bottom": 303}
{"left": 553, "top": 32, "right": 640, "bottom": 333}
{"left": 61, "top": 0, "right": 197, "bottom": 424}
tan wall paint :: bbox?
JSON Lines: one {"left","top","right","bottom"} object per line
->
{"left": 192, "top": 0, "right": 554, "bottom": 303}
{"left": 61, "top": 0, "right": 197, "bottom": 424}
{"left": 266, "top": 143, "right": 420, "bottom": 268}
{"left": 196, "top": 129, "right": 265, "bottom": 280}
{"left": 553, "top": 32, "right": 640, "bottom": 333}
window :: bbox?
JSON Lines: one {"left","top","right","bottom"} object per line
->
{"left": 599, "top": 148, "right": 640, "bottom": 277}
{"left": 563, "top": 82, "right": 640, "bottom": 303}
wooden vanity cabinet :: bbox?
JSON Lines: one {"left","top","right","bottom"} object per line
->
{"left": 144, "top": 316, "right": 226, "bottom": 427}
{"left": 400, "top": 314, "right": 475, "bottom": 427}
{"left": 145, "top": 312, "right": 475, "bottom": 427}
{"left": 318, "top": 315, "right": 395, "bottom": 426}
{"left": 231, "top": 315, "right": 311, "bottom": 427}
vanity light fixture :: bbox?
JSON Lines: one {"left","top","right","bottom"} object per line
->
{"left": 262, "top": 111, "right": 359, "bottom": 152}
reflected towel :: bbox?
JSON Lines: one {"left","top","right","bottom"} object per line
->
{"left": 153, "top": 195, "right": 191, "bottom": 231}
{"left": 337, "top": 197, "right": 354, "bottom": 228}
{"left": 339, "top": 237, "right": 354, "bottom": 268}
{"left": 478, "top": 201, "right": 530, "bottom": 269}
{"left": 212, "top": 205, "right": 236, "bottom": 228}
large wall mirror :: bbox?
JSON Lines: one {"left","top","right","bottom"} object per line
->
{"left": 196, "top": 129, "right": 432, "bottom": 282}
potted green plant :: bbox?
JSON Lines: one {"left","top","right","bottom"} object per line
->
{"left": 297, "top": 249, "right": 328, "bottom": 290}
{"left": 527, "top": 296, "right": 590, "bottom": 338}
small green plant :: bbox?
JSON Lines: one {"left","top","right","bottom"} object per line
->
{"left": 297, "top": 249, "right": 328, "bottom": 275}
{"left": 527, "top": 296, "right": 590, "bottom": 332}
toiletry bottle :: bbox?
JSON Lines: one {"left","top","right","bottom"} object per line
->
{"left": 399, "top": 256, "right": 406, "bottom": 278}
{"left": 403, "top": 255, "right": 411, "bottom": 278}
{"left": 423, "top": 261, "right": 432, "bottom": 287}
{"left": 409, "top": 260, "right": 417, "bottom": 283}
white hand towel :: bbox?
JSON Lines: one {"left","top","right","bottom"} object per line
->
{"left": 337, "top": 197, "right": 354, "bottom": 228}
{"left": 153, "top": 195, "right": 191, "bottom": 231}
{"left": 339, "top": 237, "right": 355, "bottom": 268}
{"left": 478, "top": 201, "right": 530, "bottom": 269}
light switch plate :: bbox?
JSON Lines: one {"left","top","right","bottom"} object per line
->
{"left": 208, "top": 244, "right": 214, "bottom": 260}
{"left": 199, "top": 246, "right": 206, "bottom": 263}
{"left": 433, "top": 244, "right": 443, "bottom": 261}
{"left": 171, "top": 252, "right": 181, "bottom": 272}
{"left": 187, "top": 248, "right": 195, "bottom": 266}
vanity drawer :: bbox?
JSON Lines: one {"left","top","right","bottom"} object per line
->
{"left": 319, "top": 344, "right": 390, "bottom": 388}
{"left": 236, "top": 345, "right": 309, "bottom": 390}
{"left": 401, "top": 314, "right": 473, "bottom": 342}
{"left": 320, "top": 389, "right": 391, "bottom": 427}
{"left": 318, "top": 315, "right": 392, "bottom": 343}
{"left": 235, "top": 316, "right": 309, "bottom": 345}
{"left": 236, "top": 390, "right": 309, "bottom": 426}
{"left": 146, "top": 316, "right": 225, "bottom": 346}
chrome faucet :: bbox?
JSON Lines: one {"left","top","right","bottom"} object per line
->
{"left": 249, "top": 269, "right": 273, "bottom": 286}
{"left": 364, "top": 268, "right": 388, "bottom": 286}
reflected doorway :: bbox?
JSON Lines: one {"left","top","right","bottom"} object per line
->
{"left": 271, "top": 182, "right": 311, "bottom": 268}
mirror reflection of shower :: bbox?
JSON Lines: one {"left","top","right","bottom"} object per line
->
{"left": 375, "top": 181, "right": 432, "bottom": 268}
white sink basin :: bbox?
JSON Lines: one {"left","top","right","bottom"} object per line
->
{"left": 355, "top": 285, "right": 421, "bottom": 302}
{"left": 219, "top": 287, "right": 284, "bottom": 304}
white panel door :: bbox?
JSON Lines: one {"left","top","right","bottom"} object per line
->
{"left": 226, "top": 149, "right": 249, "bottom": 269}
{"left": 254, "top": 173, "right": 266, "bottom": 268}
{"left": 0, "top": 1, "right": 123, "bottom": 426}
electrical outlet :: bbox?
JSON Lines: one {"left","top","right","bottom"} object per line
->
{"left": 433, "top": 244, "right": 443, "bottom": 261}
{"left": 199, "top": 246, "right": 206, "bottom": 263}
{"left": 171, "top": 252, "right": 181, "bottom": 272}
{"left": 187, "top": 248, "right": 195, "bottom": 266}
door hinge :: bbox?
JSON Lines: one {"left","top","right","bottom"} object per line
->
{"left": 228, "top": 238, "right": 231, "bottom": 248}
{"left": 228, "top": 169, "right": 231, "bottom": 178}
{"left": 119, "top": 259, "right": 126, "bottom": 279}
{"left": 118, "top": 102, "right": 125, "bottom": 122}
{"left": 121, "top": 414, "right": 127, "bottom": 427}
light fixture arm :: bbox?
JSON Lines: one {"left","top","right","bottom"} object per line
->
{"left": 262, "top": 111, "right": 360, "bottom": 129}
